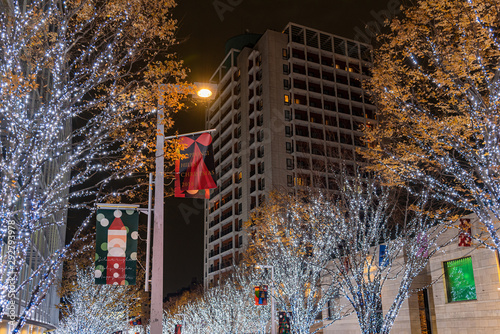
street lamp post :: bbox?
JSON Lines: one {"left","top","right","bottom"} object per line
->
{"left": 150, "top": 93, "right": 165, "bottom": 334}
{"left": 148, "top": 83, "right": 216, "bottom": 334}
{"left": 256, "top": 264, "right": 276, "bottom": 334}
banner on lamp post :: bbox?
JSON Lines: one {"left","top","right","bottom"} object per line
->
{"left": 279, "top": 311, "right": 291, "bottom": 334}
{"left": 175, "top": 132, "right": 217, "bottom": 199}
{"left": 254, "top": 285, "right": 268, "bottom": 305}
{"left": 458, "top": 218, "right": 472, "bottom": 247}
{"left": 95, "top": 207, "right": 139, "bottom": 285}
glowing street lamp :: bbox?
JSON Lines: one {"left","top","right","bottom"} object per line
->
{"left": 194, "top": 82, "right": 217, "bottom": 100}
{"left": 197, "top": 88, "right": 213, "bottom": 98}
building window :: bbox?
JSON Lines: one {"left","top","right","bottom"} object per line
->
{"left": 286, "top": 142, "right": 293, "bottom": 153}
{"left": 257, "top": 84, "right": 263, "bottom": 96}
{"left": 286, "top": 158, "right": 294, "bottom": 170}
{"left": 283, "top": 79, "right": 290, "bottom": 90}
{"left": 296, "top": 174, "right": 310, "bottom": 186}
{"left": 283, "top": 64, "right": 290, "bottom": 75}
{"left": 444, "top": 256, "right": 477, "bottom": 302}
{"left": 258, "top": 178, "right": 265, "bottom": 190}
{"left": 285, "top": 126, "right": 292, "bottom": 137}
{"left": 284, "top": 94, "right": 291, "bottom": 105}
{"left": 258, "top": 161, "right": 265, "bottom": 174}
{"left": 257, "top": 114, "right": 264, "bottom": 126}
{"left": 282, "top": 48, "right": 289, "bottom": 59}
{"left": 235, "top": 171, "right": 242, "bottom": 184}
{"left": 258, "top": 145, "right": 264, "bottom": 158}
{"left": 257, "top": 99, "right": 263, "bottom": 111}
{"left": 496, "top": 250, "right": 500, "bottom": 283}
{"left": 257, "top": 129, "right": 264, "bottom": 142}
{"left": 284, "top": 109, "right": 291, "bottom": 121}
{"left": 256, "top": 69, "right": 263, "bottom": 81}
{"left": 287, "top": 175, "right": 293, "bottom": 187}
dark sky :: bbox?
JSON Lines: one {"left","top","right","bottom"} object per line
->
{"left": 164, "top": 0, "right": 398, "bottom": 294}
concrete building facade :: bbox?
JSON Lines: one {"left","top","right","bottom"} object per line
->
{"left": 204, "top": 22, "right": 375, "bottom": 287}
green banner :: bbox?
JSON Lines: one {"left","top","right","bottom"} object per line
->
{"left": 95, "top": 208, "right": 139, "bottom": 285}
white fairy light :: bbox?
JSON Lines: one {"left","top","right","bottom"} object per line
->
{"left": 0, "top": 0, "right": 189, "bottom": 331}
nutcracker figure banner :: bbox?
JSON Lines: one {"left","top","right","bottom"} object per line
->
{"left": 175, "top": 132, "right": 217, "bottom": 199}
{"left": 95, "top": 208, "right": 139, "bottom": 285}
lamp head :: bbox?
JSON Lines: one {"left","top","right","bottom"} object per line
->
{"left": 197, "top": 88, "right": 213, "bottom": 98}
{"left": 193, "top": 82, "right": 218, "bottom": 100}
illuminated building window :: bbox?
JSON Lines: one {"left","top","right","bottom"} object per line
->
{"left": 284, "top": 94, "right": 290, "bottom": 105}
{"left": 282, "top": 48, "right": 289, "bottom": 59}
{"left": 443, "top": 256, "right": 476, "bottom": 302}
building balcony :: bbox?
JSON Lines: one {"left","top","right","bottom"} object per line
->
{"left": 221, "top": 242, "right": 233, "bottom": 254}
{"left": 209, "top": 233, "right": 220, "bottom": 243}
{"left": 209, "top": 217, "right": 220, "bottom": 228}
{"left": 221, "top": 260, "right": 233, "bottom": 269}
{"left": 209, "top": 248, "right": 220, "bottom": 258}
{"left": 221, "top": 226, "right": 233, "bottom": 237}
{"left": 209, "top": 263, "right": 220, "bottom": 273}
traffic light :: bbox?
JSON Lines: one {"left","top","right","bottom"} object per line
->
{"left": 278, "top": 311, "right": 291, "bottom": 334}
{"left": 254, "top": 285, "right": 268, "bottom": 305}
{"left": 174, "top": 324, "right": 182, "bottom": 334}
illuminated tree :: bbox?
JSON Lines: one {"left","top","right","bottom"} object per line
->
{"left": 324, "top": 177, "right": 451, "bottom": 334}
{"left": 365, "top": 0, "right": 500, "bottom": 251}
{"left": 246, "top": 191, "right": 351, "bottom": 334}
{"left": 54, "top": 267, "right": 136, "bottom": 334}
{"left": 0, "top": 0, "right": 190, "bottom": 331}
{"left": 171, "top": 270, "right": 269, "bottom": 334}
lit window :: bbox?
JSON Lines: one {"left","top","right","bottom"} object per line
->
{"left": 444, "top": 257, "right": 477, "bottom": 302}
{"left": 282, "top": 48, "right": 288, "bottom": 59}
{"left": 496, "top": 250, "right": 500, "bottom": 283}
{"left": 284, "top": 94, "right": 290, "bottom": 105}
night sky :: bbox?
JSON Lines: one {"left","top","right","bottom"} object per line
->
{"left": 164, "top": 0, "right": 398, "bottom": 294}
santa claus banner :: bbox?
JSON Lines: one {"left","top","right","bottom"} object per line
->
{"left": 95, "top": 208, "right": 139, "bottom": 285}
{"left": 175, "top": 132, "right": 217, "bottom": 199}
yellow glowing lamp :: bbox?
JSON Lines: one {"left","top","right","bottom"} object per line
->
{"left": 197, "top": 88, "right": 213, "bottom": 98}
{"left": 194, "top": 82, "right": 217, "bottom": 100}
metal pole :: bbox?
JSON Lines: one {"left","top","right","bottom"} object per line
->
{"left": 163, "top": 128, "right": 216, "bottom": 141}
{"left": 150, "top": 101, "right": 165, "bottom": 334}
{"left": 145, "top": 172, "right": 153, "bottom": 292}
{"left": 270, "top": 266, "right": 276, "bottom": 334}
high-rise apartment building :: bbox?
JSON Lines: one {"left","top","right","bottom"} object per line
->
{"left": 204, "top": 23, "right": 375, "bottom": 287}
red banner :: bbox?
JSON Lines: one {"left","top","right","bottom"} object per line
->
{"left": 458, "top": 218, "right": 472, "bottom": 247}
{"left": 175, "top": 133, "right": 217, "bottom": 198}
